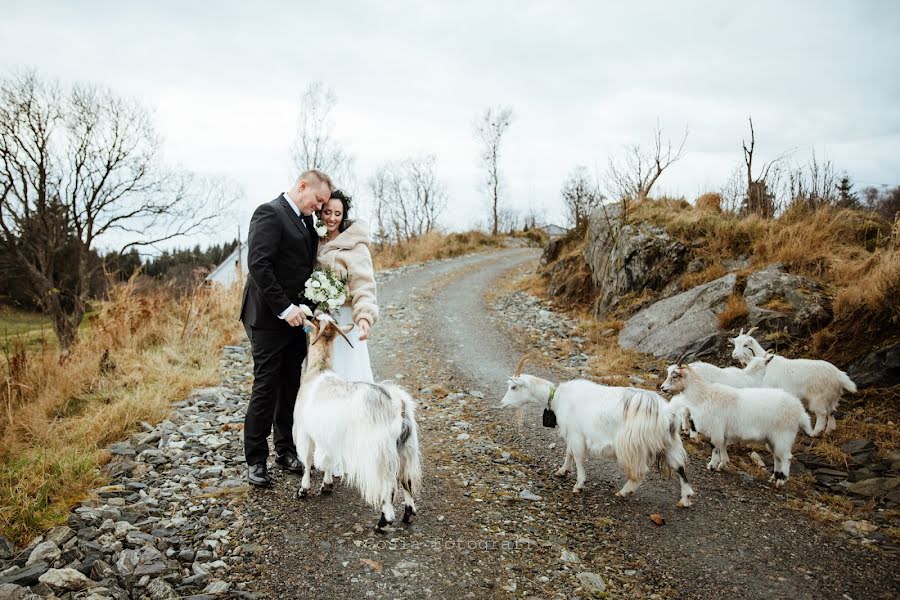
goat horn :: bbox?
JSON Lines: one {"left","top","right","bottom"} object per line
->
{"left": 328, "top": 320, "right": 355, "bottom": 349}
{"left": 673, "top": 348, "right": 689, "bottom": 366}
{"left": 514, "top": 354, "right": 531, "bottom": 377}
{"left": 746, "top": 326, "right": 759, "bottom": 336}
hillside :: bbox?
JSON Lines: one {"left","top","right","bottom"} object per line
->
{"left": 536, "top": 196, "right": 899, "bottom": 511}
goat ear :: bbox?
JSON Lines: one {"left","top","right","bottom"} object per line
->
{"left": 765, "top": 352, "right": 775, "bottom": 364}
{"left": 341, "top": 323, "right": 354, "bottom": 334}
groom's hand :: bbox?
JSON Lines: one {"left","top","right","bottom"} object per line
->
{"left": 284, "top": 306, "right": 306, "bottom": 328}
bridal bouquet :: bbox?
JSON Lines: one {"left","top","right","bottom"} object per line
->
{"left": 303, "top": 267, "right": 348, "bottom": 315}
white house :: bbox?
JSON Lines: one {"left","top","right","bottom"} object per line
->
{"left": 538, "top": 223, "right": 568, "bottom": 237}
{"left": 205, "top": 243, "right": 248, "bottom": 287}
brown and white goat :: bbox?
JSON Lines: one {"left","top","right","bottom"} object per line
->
{"left": 293, "top": 313, "right": 422, "bottom": 531}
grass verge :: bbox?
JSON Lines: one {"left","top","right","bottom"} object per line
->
{"left": 0, "top": 279, "right": 242, "bottom": 544}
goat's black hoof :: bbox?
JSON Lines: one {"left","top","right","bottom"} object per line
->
{"left": 402, "top": 505, "right": 416, "bottom": 524}
{"left": 375, "top": 512, "right": 393, "bottom": 531}
{"left": 296, "top": 487, "right": 309, "bottom": 499}
{"left": 320, "top": 482, "right": 333, "bottom": 494}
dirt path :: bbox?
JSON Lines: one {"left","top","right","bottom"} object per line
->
{"left": 240, "top": 248, "right": 898, "bottom": 599}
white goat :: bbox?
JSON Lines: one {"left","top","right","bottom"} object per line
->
{"left": 500, "top": 355, "right": 694, "bottom": 507}
{"left": 660, "top": 364, "right": 813, "bottom": 486}
{"left": 666, "top": 357, "right": 769, "bottom": 438}
{"left": 730, "top": 328, "right": 857, "bottom": 435}
{"left": 293, "top": 313, "right": 422, "bottom": 530}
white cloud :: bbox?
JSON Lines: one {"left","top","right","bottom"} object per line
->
{"left": 1, "top": 0, "right": 898, "bottom": 246}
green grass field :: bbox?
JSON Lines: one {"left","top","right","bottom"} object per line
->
{"left": 0, "top": 305, "right": 55, "bottom": 352}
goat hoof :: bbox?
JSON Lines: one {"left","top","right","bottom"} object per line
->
{"left": 320, "top": 482, "right": 333, "bottom": 494}
{"left": 677, "top": 499, "right": 692, "bottom": 508}
{"left": 402, "top": 505, "right": 416, "bottom": 524}
{"left": 296, "top": 487, "right": 309, "bottom": 499}
{"left": 376, "top": 512, "right": 393, "bottom": 531}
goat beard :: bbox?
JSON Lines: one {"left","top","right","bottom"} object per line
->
{"left": 515, "top": 407, "right": 525, "bottom": 428}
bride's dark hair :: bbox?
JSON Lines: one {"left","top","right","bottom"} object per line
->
{"left": 329, "top": 189, "right": 353, "bottom": 232}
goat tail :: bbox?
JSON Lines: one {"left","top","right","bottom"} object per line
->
{"left": 615, "top": 390, "right": 674, "bottom": 482}
{"left": 838, "top": 370, "right": 857, "bottom": 394}
{"left": 800, "top": 409, "right": 815, "bottom": 437}
{"left": 388, "top": 384, "right": 423, "bottom": 499}
{"left": 380, "top": 383, "right": 423, "bottom": 500}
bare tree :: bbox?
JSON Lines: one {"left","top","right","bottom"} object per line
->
{"left": 561, "top": 166, "right": 604, "bottom": 230}
{"left": 606, "top": 121, "right": 688, "bottom": 204}
{"left": 786, "top": 149, "right": 838, "bottom": 209}
{"left": 368, "top": 168, "right": 390, "bottom": 247}
{"left": 475, "top": 106, "right": 514, "bottom": 235}
{"left": 290, "top": 81, "right": 354, "bottom": 187}
{"left": 522, "top": 201, "right": 546, "bottom": 231}
{"left": 740, "top": 117, "right": 790, "bottom": 217}
{"left": 0, "top": 71, "right": 232, "bottom": 351}
{"left": 404, "top": 155, "right": 447, "bottom": 235}
{"left": 368, "top": 155, "right": 447, "bottom": 244}
{"left": 497, "top": 207, "right": 521, "bottom": 234}
{"left": 719, "top": 162, "right": 745, "bottom": 213}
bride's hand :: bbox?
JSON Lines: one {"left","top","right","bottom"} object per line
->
{"left": 357, "top": 318, "right": 371, "bottom": 341}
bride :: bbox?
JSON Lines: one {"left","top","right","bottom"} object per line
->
{"left": 315, "top": 188, "right": 378, "bottom": 382}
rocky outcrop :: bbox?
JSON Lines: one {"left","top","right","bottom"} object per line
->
{"left": 743, "top": 264, "right": 831, "bottom": 334}
{"left": 619, "top": 274, "right": 736, "bottom": 361}
{"left": 619, "top": 263, "right": 832, "bottom": 362}
{"left": 583, "top": 205, "right": 687, "bottom": 316}
{"left": 847, "top": 341, "right": 900, "bottom": 389}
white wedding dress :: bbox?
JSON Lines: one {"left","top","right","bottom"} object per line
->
{"left": 329, "top": 305, "right": 373, "bottom": 383}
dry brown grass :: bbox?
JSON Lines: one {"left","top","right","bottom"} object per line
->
{"left": 716, "top": 293, "right": 749, "bottom": 330}
{"left": 0, "top": 279, "right": 242, "bottom": 543}
{"left": 631, "top": 199, "right": 899, "bottom": 365}
{"left": 695, "top": 192, "right": 723, "bottom": 213}
{"left": 679, "top": 264, "right": 727, "bottom": 290}
{"left": 579, "top": 314, "right": 656, "bottom": 384}
{"left": 372, "top": 231, "right": 505, "bottom": 270}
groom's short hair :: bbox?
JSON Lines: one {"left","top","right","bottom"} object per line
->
{"left": 299, "top": 169, "right": 334, "bottom": 192}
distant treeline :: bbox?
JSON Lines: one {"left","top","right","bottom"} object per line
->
{"left": 1, "top": 240, "right": 238, "bottom": 310}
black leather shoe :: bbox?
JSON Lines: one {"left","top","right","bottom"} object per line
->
{"left": 275, "top": 453, "right": 305, "bottom": 474}
{"left": 247, "top": 463, "right": 272, "bottom": 487}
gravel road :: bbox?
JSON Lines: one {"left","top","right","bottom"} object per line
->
{"left": 240, "top": 248, "right": 898, "bottom": 600}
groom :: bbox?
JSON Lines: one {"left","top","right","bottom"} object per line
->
{"left": 240, "top": 169, "right": 334, "bottom": 487}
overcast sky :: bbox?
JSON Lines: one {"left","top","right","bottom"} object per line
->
{"left": 2, "top": 1, "right": 898, "bottom": 248}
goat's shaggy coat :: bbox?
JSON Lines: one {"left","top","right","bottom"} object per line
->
{"left": 667, "top": 358, "right": 768, "bottom": 438}
{"left": 661, "top": 364, "right": 813, "bottom": 486}
{"left": 293, "top": 314, "right": 422, "bottom": 529}
{"left": 730, "top": 330, "right": 856, "bottom": 435}
{"left": 500, "top": 363, "right": 694, "bottom": 507}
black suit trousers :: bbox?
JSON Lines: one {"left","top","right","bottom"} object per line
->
{"left": 243, "top": 323, "right": 307, "bottom": 465}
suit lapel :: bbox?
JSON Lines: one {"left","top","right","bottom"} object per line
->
{"left": 278, "top": 195, "right": 310, "bottom": 243}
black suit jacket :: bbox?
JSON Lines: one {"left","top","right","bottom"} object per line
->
{"left": 240, "top": 195, "right": 318, "bottom": 330}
